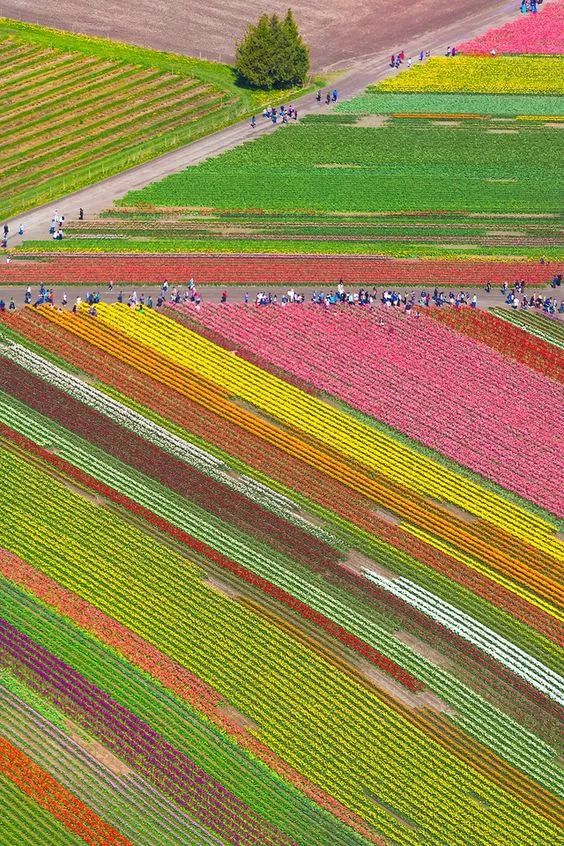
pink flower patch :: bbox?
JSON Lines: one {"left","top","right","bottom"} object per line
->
{"left": 459, "top": 2, "right": 564, "bottom": 55}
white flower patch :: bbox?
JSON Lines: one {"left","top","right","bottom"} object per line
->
{"left": 364, "top": 569, "right": 564, "bottom": 706}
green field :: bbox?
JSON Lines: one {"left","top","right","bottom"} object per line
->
{"left": 0, "top": 18, "right": 314, "bottom": 221}
{"left": 120, "top": 119, "right": 562, "bottom": 213}
{"left": 335, "top": 92, "right": 564, "bottom": 116}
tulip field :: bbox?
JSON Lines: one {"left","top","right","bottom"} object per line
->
{"left": 0, "top": 298, "right": 562, "bottom": 845}
{"left": 2, "top": 4, "right": 564, "bottom": 844}
{"left": 0, "top": 254, "right": 559, "bottom": 285}
{"left": 458, "top": 0, "right": 564, "bottom": 56}
{"left": 377, "top": 56, "right": 564, "bottom": 95}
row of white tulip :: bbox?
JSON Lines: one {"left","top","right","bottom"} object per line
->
{"left": 0, "top": 341, "right": 338, "bottom": 547}
{"left": 363, "top": 569, "right": 564, "bottom": 706}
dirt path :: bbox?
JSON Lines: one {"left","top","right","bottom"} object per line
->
{"left": 4, "top": 0, "right": 535, "bottom": 245}
{"left": 0, "top": 280, "right": 560, "bottom": 308}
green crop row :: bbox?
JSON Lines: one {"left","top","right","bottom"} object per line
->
{"left": 0, "top": 771, "right": 86, "bottom": 846}
{"left": 336, "top": 92, "right": 564, "bottom": 117}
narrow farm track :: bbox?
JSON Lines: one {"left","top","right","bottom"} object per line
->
{"left": 6, "top": 0, "right": 530, "bottom": 243}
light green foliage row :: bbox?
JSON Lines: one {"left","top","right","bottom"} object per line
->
{"left": 335, "top": 92, "right": 564, "bottom": 116}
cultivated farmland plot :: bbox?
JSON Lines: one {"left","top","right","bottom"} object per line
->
{"left": 0, "top": 19, "right": 304, "bottom": 221}
{"left": 41, "top": 51, "right": 560, "bottom": 260}
{"left": 0, "top": 299, "right": 563, "bottom": 844}
{"left": 1, "top": 6, "right": 563, "bottom": 846}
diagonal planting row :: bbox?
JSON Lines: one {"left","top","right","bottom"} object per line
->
{"left": 0, "top": 733, "right": 134, "bottom": 846}
{"left": 0, "top": 685, "right": 217, "bottom": 846}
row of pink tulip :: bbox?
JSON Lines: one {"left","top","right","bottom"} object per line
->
{"left": 458, "top": 1, "right": 564, "bottom": 55}
{"left": 173, "top": 303, "right": 563, "bottom": 516}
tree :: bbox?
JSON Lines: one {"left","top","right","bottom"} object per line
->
{"left": 235, "top": 9, "right": 310, "bottom": 89}
{"left": 280, "top": 10, "right": 309, "bottom": 86}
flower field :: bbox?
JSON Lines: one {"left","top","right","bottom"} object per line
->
{"left": 40, "top": 42, "right": 564, "bottom": 258}
{"left": 0, "top": 304, "right": 564, "bottom": 846}
{"left": 458, "top": 1, "right": 564, "bottom": 55}
{"left": 377, "top": 56, "right": 564, "bottom": 94}
{"left": 2, "top": 4, "right": 564, "bottom": 843}
{"left": 167, "top": 301, "right": 564, "bottom": 515}
{"left": 0, "top": 298, "right": 562, "bottom": 844}
{"left": 0, "top": 254, "right": 560, "bottom": 285}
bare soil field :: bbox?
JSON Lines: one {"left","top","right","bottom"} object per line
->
{"left": 2, "top": 0, "right": 509, "bottom": 70}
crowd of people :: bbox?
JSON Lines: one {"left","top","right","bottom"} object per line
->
{"left": 520, "top": 0, "right": 542, "bottom": 14}
{"left": 390, "top": 49, "right": 432, "bottom": 69}
{"left": 249, "top": 279, "right": 564, "bottom": 314}
{"left": 5, "top": 276, "right": 563, "bottom": 317}
{"left": 255, "top": 103, "right": 301, "bottom": 127}
{"left": 48, "top": 210, "right": 66, "bottom": 240}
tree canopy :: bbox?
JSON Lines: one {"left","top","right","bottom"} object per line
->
{"left": 235, "top": 10, "right": 310, "bottom": 89}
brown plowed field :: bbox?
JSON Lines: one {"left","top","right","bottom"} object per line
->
{"left": 3, "top": 0, "right": 508, "bottom": 70}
